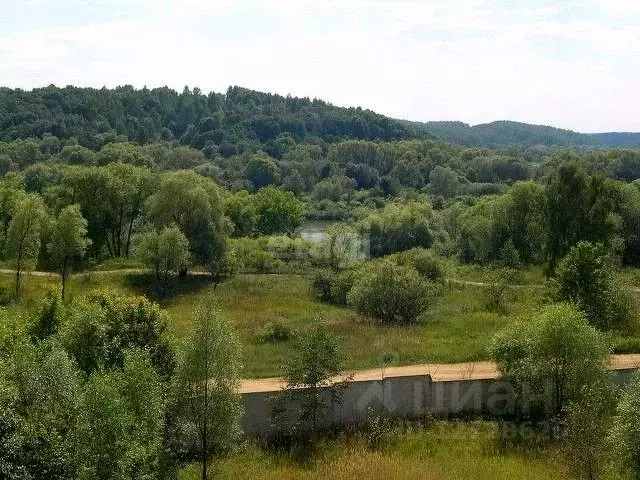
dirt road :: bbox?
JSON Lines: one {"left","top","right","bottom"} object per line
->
{"left": 238, "top": 354, "right": 640, "bottom": 393}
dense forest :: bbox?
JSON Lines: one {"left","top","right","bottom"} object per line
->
{"left": 0, "top": 85, "right": 416, "bottom": 157}
{"left": 408, "top": 120, "right": 640, "bottom": 148}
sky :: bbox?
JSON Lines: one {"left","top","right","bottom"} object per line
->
{"left": 0, "top": 0, "right": 639, "bottom": 132}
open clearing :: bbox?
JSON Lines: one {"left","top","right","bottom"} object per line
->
{"left": 4, "top": 268, "right": 640, "bottom": 378}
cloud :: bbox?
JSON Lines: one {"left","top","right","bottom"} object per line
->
{"left": 0, "top": 0, "right": 638, "bottom": 131}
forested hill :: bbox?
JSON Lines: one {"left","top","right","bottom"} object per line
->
{"left": 0, "top": 85, "right": 418, "bottom": 157}
{"left": 406, "top": 120, "right": 640, "bottom": 148}
{"left": 2, "top": 85, "right": 639, "bottom": 154}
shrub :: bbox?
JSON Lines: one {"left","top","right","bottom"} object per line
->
{"left": 312, "top": 269, "right": 336, "bottom": 303}
{"left": 553, "top": 241, "right": 633, "bottom": 330}
{"left": 347, "top": 261, "right": 435, "bottom": 324}
{"left": 330, "top": 268, "right": 359, "bottom": 306}
{"left": 362, "top": 202, "right": 441, "bottom": 257}
{"left": 388, "top": 248, "right": 444, "bottom": 282}
{"left": 489, "top": 303, "right": 610, "bottom": 417}
{"left": 260, "top": 320, "right": 294, "bottom": 343}
{"left": 59, "top": 290, "right": 175, "bottom": 378}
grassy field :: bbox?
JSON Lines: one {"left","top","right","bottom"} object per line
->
{"left": 2, "top": 267, "right": 638, "bottom": 378}
{"left": 178, "top": 422, "right": 570, "bottom": 480}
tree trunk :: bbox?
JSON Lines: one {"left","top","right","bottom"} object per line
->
{"left": 61, "top": 258, "right": 67, "bottom": 301}
{"left": 14, "top": 268, "right": 20, "bottom": 300}
{"left": 14, "top": 253, "right": 22, "bottom": 301}
{"left": 125, "top": 213, "right": 135, "bottom": 257}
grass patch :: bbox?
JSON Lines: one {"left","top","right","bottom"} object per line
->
{"left": 178, "top": 421, "right": 567, "bottom": 480}
{"left": 1, "top": 269, "right": 637, "bottom": 378}
{"left": 0, "top": 271, "right": 548, "bottom": 378}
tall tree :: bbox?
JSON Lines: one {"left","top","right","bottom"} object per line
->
{"left": 253, "top": 187, "right": 304, "bottom": 236}
{"left": 280, "top": 328, "right": 347, "bottom": 435}
{"left": 134, "top": 225, "right": 191, "bottom": 293}
{"left": 49, "top": 205, "right": 91, "bottom": 300}
{"left": 545, "top": 163, "right": 618, "bottom": 275}
{"left": 174, "top": 300, "right": 242, "bottom": 480}
{"left": 146, "top": 170, "right": 229, "bottom": 276}
{"left": 5, "top": 195, "right": 46, "bottom": 300}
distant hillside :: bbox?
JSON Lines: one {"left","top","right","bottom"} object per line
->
{"left": 405, "top": 120, "right": 640, "bottom": 148}
{"left": 1, "top": 85, "right": 638, "bottom": 154}
{"left": 0, "top": 85, "right": 419, "bottom": 157}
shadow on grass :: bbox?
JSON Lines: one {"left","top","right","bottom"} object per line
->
{"left": 122, "top": 272, "right": 218, "bottom": 301}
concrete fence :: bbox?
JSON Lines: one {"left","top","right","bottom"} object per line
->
{"left": 241, "top": 368, "right": 638, "bottom": 435}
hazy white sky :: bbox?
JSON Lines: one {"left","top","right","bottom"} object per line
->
{"left": 1, "top": 0, "right": 639, "bottom": 132}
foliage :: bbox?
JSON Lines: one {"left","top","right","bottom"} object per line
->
{"left": 49, "top": 204, "right": 91, "bottom": 299}
{"left": 4, "top": 194, "right": 47, "bottom": 298}
{"left": 563, "top": 381, "right": 615, "bottom": 480}
{"left": 489, "top": 303, "right": 610, "bottom": 416}
{"left": 386, "top": 248, "right": 444, "bottom": 282}
{"left": 260, "top": 319, "right": 294, "bottom": 344}
{"left": 544, "top": 163, "right": 619, "bottom": 275}
{"left": 174, "top": 299, "right": 243, "bottom": 479}
{"left": 363, "top": 202, "right": 441, "bottom": 257}
{"left": 75, "top": 350, "right": 165, "bottom": 480}
{"left": 28, "top": 288, "right": 62, "bottom": 340}
{"left": 253, "top": 187, "right": 304, "bottom": 236}
{"left": 312, "top": 269, "right": 336, "bottom": 303}
{"left": 347, "top": 261, "right": 435, "bottom": 323}
{"left": 609, "top": 371, "right": 640, "bottom": 478}
{"left": 316, "top": 223, "right": 365, "bottom": 270}
{"left": 135, "top": 225, "right": 191, "bottom": 290}
{"left": 225, "top": 190, "right": 258, "bottom": 236}
{"left": 0, "top": 340, "right": 83, "bottom": 480}
{"left": 553, "top": 241, "right": 633, "bottom": 330}
{"left": 281, "top": 328, "right": 345, "bottom": 434}
{"left": 145, "top": 170, "right": 228, "bottom": 273}
{"left": 60, "top": 289, "right": 175, "bottom": 377}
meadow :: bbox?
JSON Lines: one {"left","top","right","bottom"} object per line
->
{"left": 178, "top": 421, "right": 571, "bottom": 480}
{"left": 4, "top": 264, "right": 639, "bottom": 378}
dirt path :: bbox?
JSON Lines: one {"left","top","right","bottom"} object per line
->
{"left": 238, "top": 354, "right": 640, "bottom": 393}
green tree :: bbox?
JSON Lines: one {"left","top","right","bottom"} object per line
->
{"left": 317, "top": 223, "right": 365, "bottom": 271}
{"left": 146, "top": 170, "right": 229, "bottom": 276}
{"left": 174, "top": 300, "right": 242, "bottom": 480}
{"left": 253, "top": 186, "right": 304, "bottom": 235}
{"left": 244, "top": 153, "right": 280, "bottom": 189}
{"left": 0, "top": 340, "right": 83, "bottom": 480}
{"left": 134, "top": 225, "right": 190, "bottom": 293}
{"left": 60, "top": 290, "right": 175, "bottom": 377}
{"left": 49, "top": 205, "right": 91, "bottom": 300}
{"left": 564, "top": 381, "right": 615, "bottom": 480}
{"left": 545, "top": 163, "right": 619, "bottom": 275}
{"left": 364, "top": 201, "right": 440, "bottom": 257}
{"left": 489, "top": 303, "right": 609, "bottom": 417}
{"left": 5, "top": 195, "right": 46, "bottom": 300}
{"left": 610, "top": 371, "right": 640, "bottom": 479}
{"left": 553, "top": 241, "right": 632, "bottom": 330}
{"left": 282, "top": 328, "right": 346, "bottom": 434}
{"left": 225, "top": 190, "right": 257, "bottom": 236}
{"left": 76, "top": 350, "right": 165, "bottom": 480}
{"left": 347, "top": 261, "right": 435, "bottom": 324}
{"left": 429, "top": 165, "right": 461, "bottom": 198}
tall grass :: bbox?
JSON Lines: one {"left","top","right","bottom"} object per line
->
{"left": 178, "top": 422, "right": 567, "bottom": 480}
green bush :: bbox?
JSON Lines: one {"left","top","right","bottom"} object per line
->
{"left": 387, "top": 248, "right": 444, "bottom": 282}
{"left": 347, "top": 261, "right": 435, "bottom": 324}
{"left": 553, "top": 241, "right": 634, "bottom": 330}
{"left": 260, "top": 319, "right": 294, "bottom": 343}
{"left": 330, "top": 268, "right": 359, "bottom": 306}
{"left": 312, "top": 269, "right": 336, "bottom": 303}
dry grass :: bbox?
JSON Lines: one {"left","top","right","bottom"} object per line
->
{"left": 179, "top": 422, "right": 568, "bottom": 480}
